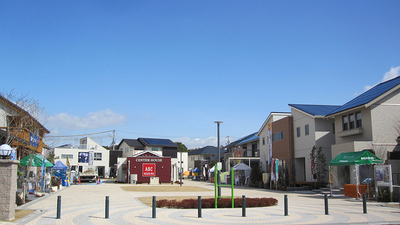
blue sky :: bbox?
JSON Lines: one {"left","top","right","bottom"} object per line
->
{"left": 1, "top": 1, "right": 399, "bottom": 149}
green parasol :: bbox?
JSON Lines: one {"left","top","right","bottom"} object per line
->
{"left": 20, "top": 154, "right": 54, "bottom": 167}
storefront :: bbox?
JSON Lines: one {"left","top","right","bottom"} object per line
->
{"left": 126, "top": 151, "right": 171, "bottom": 184}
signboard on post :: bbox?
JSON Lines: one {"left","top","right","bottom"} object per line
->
{"left": 143, "top": 163, "right": 156, "bottom": 177}
{"left": 374, "top": 164, "right": 393, "bottom": 201}
{"left": 217, "top": 162, "right": 222, "bottom": 171}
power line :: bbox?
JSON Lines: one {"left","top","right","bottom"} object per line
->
{"left": 46, "top": 130, "right": 114, "bottom": 138}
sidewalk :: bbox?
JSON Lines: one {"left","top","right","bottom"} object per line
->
{"left": 2, "top": 179, "right": 399, "bottom": 225}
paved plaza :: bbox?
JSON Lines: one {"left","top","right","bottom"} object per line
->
{"left": 2, "top": 180, "right": 400, "bottom": 225}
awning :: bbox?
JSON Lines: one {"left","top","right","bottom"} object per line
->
{"left": 20, "top": 154, "right": 54, "bottom": 167}
{"left": 52, "top": 161, "right": 69, "bottom": 170}
{"left": 329, "top": 150, "right": 383, "bottom": 166}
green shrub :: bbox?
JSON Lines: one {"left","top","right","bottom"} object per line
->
{"left": 156, "top": 197, "right": 278, "bottom": 209}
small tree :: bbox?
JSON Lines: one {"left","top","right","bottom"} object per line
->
{"left": 250, "top": 165, "right": 263, "bottom": 187}
{"left": 290, "top": 161, "right": 297, "bottom": 187}
{"left": 309, "top": 146, "right": 328, "bottom": 188}
{"left": 316, "top": 146, "right": 327, "bottom": 185}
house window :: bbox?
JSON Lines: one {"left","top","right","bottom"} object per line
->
{"left": 342, "top": 116, "right": 348, "bottom": 131}
{"left": 262, "top": 137, "right": 265, "bottom": 145}
{"left": 342, "top": 112, "right": 362, "bottom": 131}
{"left": 349, "top": 113, "right": 355, "bottom": 129}
{"left": 94, "top": 153, "right": 102, "bottom": 161}
{"left": 273, "top": 131, "right": 284, "bottom": 141}
{"left": 152, "top": 147, "right": 159, "bottom": 151}
{"left": 296, "top": 127, "right": 301, "bottom": 137}
{"left": 356, "top": 112, "right": 362, "bottom": 128}
{"left": 61, "top": 154, "right": 73, "bottom": 159}
{"left": 305, "top": 124, "right": 309, "bottom": 136}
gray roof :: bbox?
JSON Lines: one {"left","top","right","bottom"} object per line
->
{"left": 188, "top": 146, "right": 226, "bottom": 155}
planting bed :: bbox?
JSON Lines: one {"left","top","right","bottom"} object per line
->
{"left": 153, "top": 197, "right": 278, "bottom": 209}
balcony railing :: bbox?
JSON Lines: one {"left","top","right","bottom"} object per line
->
{"left": 0, "top": 127, "right": 45, "bottom": 153}
{"left": 243, "top": 149, "right": 259, "bottom": 157}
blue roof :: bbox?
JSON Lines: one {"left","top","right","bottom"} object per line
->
{"left": 225, "top": 132, "right": 258, "bottom": 148}
{"left": 289, "top": 104, "right": 341, "bottom": 116}
{"left": 236, "top": 133, "right": 259, "bottom": 145}
{"left": 188, "top": 146, "right": 226, "bottom": 155}
{"left": 328, "top": 76, "right": 400, "bottom": 115}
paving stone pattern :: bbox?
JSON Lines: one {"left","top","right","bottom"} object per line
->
{"left": 3, "top": 180, "right": 400, "bottom": 225}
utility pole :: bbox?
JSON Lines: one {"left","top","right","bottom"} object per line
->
{"left": 225, "top": 136, "right": 230, "bottom": 145}
{"left": 112, "top": 130, "right": 116, "bottom": 151}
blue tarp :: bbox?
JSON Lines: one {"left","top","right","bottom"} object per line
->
{"left": 52, "top": 161, "right": 69, "bottom": 170}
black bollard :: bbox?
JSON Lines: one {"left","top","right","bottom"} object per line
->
{"left": 56, "top": 195, "right": 61, "bottom": 219}
{"left": 152, "top": 196, "right": 156, "bottom": 218}
{"left": 363, "top": 193, "right": 367, "bottom": 214}
{"left": 198, "top": 196, "right": 202, "bottom": 218}
{"left": 284, "top": 195, "right": 288, "bottom": 216}
{"left": 242, "top": 195, "right": 246, "bottom": 217}
{"left": 105, "top": 196, "right": 109, "bottom": 219}
{"left": 324, "top": 194, "right": 329, "bottom": 215}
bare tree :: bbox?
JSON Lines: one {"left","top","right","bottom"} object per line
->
{"left": 0, "top": 91, "right": 49, "bottom": 158}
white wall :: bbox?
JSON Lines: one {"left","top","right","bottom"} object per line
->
{"left": 258, "top": 113, "right": 290, "bottom": 172}
{"left": 53, "top": 138, "right": 110, "bottom": 178}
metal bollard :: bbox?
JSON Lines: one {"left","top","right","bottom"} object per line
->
{"left": 324, "top": 194, "right": 329, "bottom": 215}
{"left": 56, "top": 196, "right": 61, "bottom": 219}
{"left": 152, "top": 196, "right": 156, "bottom": 218}
{"left": 105, "top": 196, "right": 109, "bottom": 219}
{"left": 284, "top": 195, "right": 288, "bottom": 216}
{"left": 363, "top": 193, "right": 367, "bottom": 214}
{"left": 242, "top": 195, "right": 246, "bottom": 217}
{"left": 198, "top": 196, "right": 202, "bottom": 218}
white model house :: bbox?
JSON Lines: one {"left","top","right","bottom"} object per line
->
{"left": 52, "top": 137, "right": 110, "bottom": 178}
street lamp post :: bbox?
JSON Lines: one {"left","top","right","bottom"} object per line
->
{"left": 180, "top": 151, "right": 182, "bottom": 186}
{"left": 214, "top": 121, "right": 223, "bottom": 199}
{"left": 214, "top": 121, "right": 223, "bottom": 162}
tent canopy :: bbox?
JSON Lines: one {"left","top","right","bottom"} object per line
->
{"left": 209, "top": 166, "right": 215, "bottom": 172}
{"left": 20, "top": 154, "right": 54, "bottom": 167}
{"left": 52, "top": 161, "right": 69, "bottom": 170}
{"left": 329, "top": 150, "right": 383, "bottom": 166}
{"left": 233, "top": 163, "right": 252, "bottom": 171}
{"left": 192, "top": 167, "right": 201, "bottom": 172}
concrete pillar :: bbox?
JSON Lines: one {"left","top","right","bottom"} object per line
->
{"left": 0, "top": 159, "right": 19, "bottom": 221}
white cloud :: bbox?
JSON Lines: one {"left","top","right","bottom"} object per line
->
{"left": 47, "top": 109, "right": 128, "bottom": 130}
{"left": 173, "top": 136, "right": 217, "bottom": 149}
{"left": 383, "top": 66, "right": 400, "bottom": 82}
{"left": 364, "top": 66, "right": 400, "bottom": 92}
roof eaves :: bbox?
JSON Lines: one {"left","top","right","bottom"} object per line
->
{"left": 289, "top": 105, "right": 315, "bottom": 118}
{"left": 365, "top": 83, "right": 400, "bottom": 108}
{"left": 257, "top": 112, "right": 291, "bottom": 136}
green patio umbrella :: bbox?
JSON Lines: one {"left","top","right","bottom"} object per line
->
{"left": 20, "top": 154, "right": 54, "bottom": 167}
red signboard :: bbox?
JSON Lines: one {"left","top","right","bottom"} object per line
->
{"left": 142, "top": 163, "right": 156, "bottom": 176}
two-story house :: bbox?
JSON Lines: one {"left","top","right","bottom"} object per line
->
{"left": 327, "top": 76, "right": 400, "bottom": 186}
{"left": 52, "top": 137, "right": 110, "bottom": 178}
{"left": 116, "top": 138, "right": 187, "bottom": 183}
{"left": 289, "top": 104, "right": 340, "bottom": 183}
{"left": 257, "top": 112, "right": 292, "bottom": 173}
{"left": 188, "top": 146, "right": 225, "bottom": 170}
{"left": 224, "top": 132, "right": 259, "bottom": 171}
{"left": 0, "top": 94, "right": 49, "bottom": 158}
